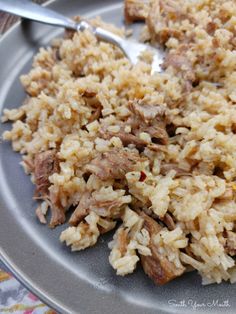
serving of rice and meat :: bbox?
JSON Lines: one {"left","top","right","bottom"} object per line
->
{"left": 2, "top": 0, "right": 236, "bottom": 286}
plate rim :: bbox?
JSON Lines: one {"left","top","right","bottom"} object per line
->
{"left": 0, "top": 248, "right": 65, "bottom": 313}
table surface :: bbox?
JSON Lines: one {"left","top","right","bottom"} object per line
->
{"left": 0, "top": 2, "right": 57, "bottom": 313}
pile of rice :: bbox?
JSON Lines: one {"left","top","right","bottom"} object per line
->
{"left": 2, "top": 0, "right": 236, "bottom": 285}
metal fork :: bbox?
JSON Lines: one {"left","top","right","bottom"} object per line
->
{"left": 0, "top": 0, "right": 164, "bottom": 73}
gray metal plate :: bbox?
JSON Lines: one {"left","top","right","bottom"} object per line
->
{"left": 0, "top": 1, "right": 235, "bottom": 313}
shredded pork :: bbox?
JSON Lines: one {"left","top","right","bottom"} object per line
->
{"left": 85, "top": 149, "right": 145, "bottom": 180}
{"left": 33, "top": 150, "right": 65, "bottom": 227}
{"left": 140, "top": 212, "right": 185, "bottom": 284}
{"left": 69, "top": 190, "right": 128, "bottom": 226}
{"left": 100, "top": 127, "right": 147, "bottom": 150}
{"left": 34, "top": 150, "right": 60, "bottom": 196}
{"left": 128, "top": 101, "right": 169, "bottom": 145}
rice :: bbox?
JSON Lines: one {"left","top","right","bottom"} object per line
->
{"left": 2, "top": 1, "right": 236, "bottom": 285}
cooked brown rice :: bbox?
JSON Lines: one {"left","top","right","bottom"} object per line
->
{"left": 2, "top": 0, "right": 236, "bottom": 285}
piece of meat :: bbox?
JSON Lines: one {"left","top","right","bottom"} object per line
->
{"left": 140, "top": 211, "right": 162, "bottom": 233}
{"left": 85, "top": 149, "right": 145, "bottom": 181}
{"left": 147, "top": 143, "right": 168, "bottom": 152}
{"left": 130, "top": 120, "right": 168, "bottom": 145}
{"left": 50, "top": 206, "right": 65, "bottom": 228}
{"left": 34, "top": 189, "right": 65, "bottom": 228}
{"left": 100, "top": 99, "right": 168, "bottom": 149}
{"left": 100, "top": 127, "right": 147, "bottom": 150}
{"left": 23, "top": 158, "right": 35, "bottom": 172}
{"left": 81, "top": 88, "right": 102, "bottom": 123}
{"left": 118, "top": 228, "right": 129, "bottom": 256}
{"left": 48, "top": 189, "right": 65, "bottom": 228}
{"left": 160, "top": 163, "right": 192, "bottom": 177}
{"left": 137, "top": 124, "right": 169, "bottom": 145}
{"left": 184, "top": 246, "right": 196, "bottom": 259}
{"left": 69, "top": 192, "right": 91, "bottom": 226}
{"left": 163, "top": 51, "right": 191, "bottom": 71}
{"left": 69, "top": 189, "right": 128, "bottom": 226}
{"left": 162, "top": 45, "right": 196, "bottom": 90}
{"left": 224, "top": 230, "right": 236, "bottom": 256}
{"left": 34, "top": 150, "right": 60, "bottom": 196}
{"left": 124, "top": 0, "right": 151, "bottom": 23}
{"left": 139, "top": 212, "right": 185, "bottom": 284}
{"left": 116, "top": 132, "right": 148, "bottom": 149}
{"left": 92, "top": 199, "right": 126, "bottom": 218}
{"left": 35, "top": 194, "right": 65, "bottom": 228}
{"left": 33, "top": 150, "right": 65, "bottom": 228}
{"left": 128, "top": 101, "right": 169, "bottom": 145}
{"left": 128, "top": 101, "right": 166, "bottom": 124}
{"left": 101, "top": 127, "right": 169, "bottom": 151}
{"left": 162, "top": 213, "right": 176, "bottom": 231}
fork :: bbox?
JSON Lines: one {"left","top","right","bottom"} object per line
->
{"left": 0, "top": 0, "right": 164, "bottom": 73}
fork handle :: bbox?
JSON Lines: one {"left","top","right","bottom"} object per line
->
{"left": 0, "top": 0, "right": 77, "bottom": 30}
{"left": 0, "top": 0, "right": 124, "bottom": 47}
{"left": 0, "top": 0, "right": 125, "bottom": 55}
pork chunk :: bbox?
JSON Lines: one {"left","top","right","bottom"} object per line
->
{"left": 128, "top": 101, "right": 166, "bottom": 124}
{"left": 140, "top": 212, "right": 185, "bottom": 284}
{"left": 69, "top": 191, "right": 126, "bottom": 226}
{"left": 34, "top": 150, "right": 60, "bottom": 195}
{"left": 69, "top": 192, "right": 91, "bottom": 226}
{"left": 100, "top": 127, "right": 147, "bottom": 150}
{"left": 85, "top": 149, "right": 144, "bottom": 180}
{"left": 162, "top": 45, "right": 196, "bottom": 90}
{"left": 160, "top": 163, "right": 192, "bottom": 177}
{"left": 128, "top": 101, "right": 169, "bottom": 145}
